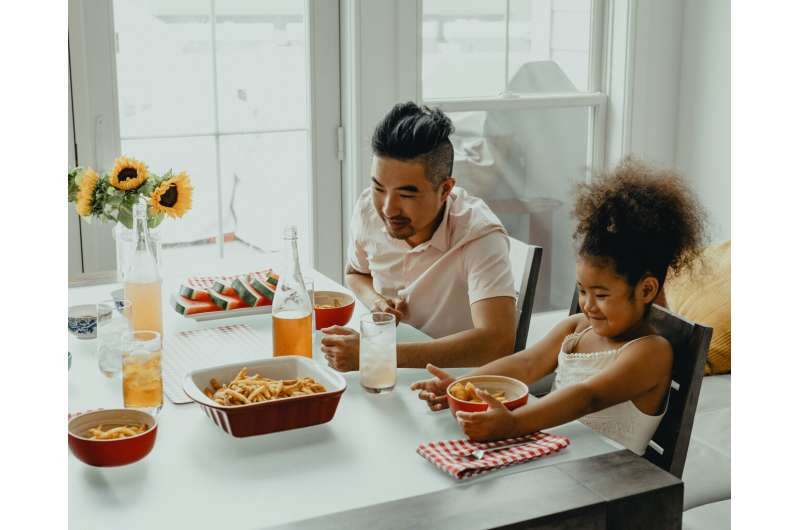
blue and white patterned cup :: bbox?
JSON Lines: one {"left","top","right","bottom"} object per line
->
{"left": 68, "top": 305, "right": 97, "bottom": 339}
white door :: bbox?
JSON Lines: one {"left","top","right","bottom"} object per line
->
{"left": 69, "top": 0, "right": 342, "bottom": 280}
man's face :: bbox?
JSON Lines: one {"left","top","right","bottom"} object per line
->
{"left": 371, "top": 156, "right": 453, "bottom": 246}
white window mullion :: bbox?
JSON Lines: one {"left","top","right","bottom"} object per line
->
{"left": 428, "top": 92, "right": 606, "bottom": 113}
{"left": 208, "top": 0, "right": 224, "bottom": 259}
{"left": 308, "top": 0, "right": 343, "bottom": 281}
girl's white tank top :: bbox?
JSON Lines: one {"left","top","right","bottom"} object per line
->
{"left": 551, "top": 326, "right": 668, "bottom": 455}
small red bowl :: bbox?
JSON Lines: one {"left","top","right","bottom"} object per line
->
{"left": 68, "top": 409, "right": 157, "bottom": 467}
{"left": 314, "top": 291, "right": 356, "bottom": 330}
{"left": 447, "top": 375, "right": 529, "bottom": 416}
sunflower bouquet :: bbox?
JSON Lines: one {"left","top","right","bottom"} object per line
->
{"left": 68, "top": 156, "right": 193, "bottom": 229}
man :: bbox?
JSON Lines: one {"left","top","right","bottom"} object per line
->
{"left": 321, "top": 102, "right": 518, "bottom": 371}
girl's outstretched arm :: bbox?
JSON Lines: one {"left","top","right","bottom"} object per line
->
{"left": 457, "top": 334, "right": 672, "bottom": 441}
{"left": 467, "top": 314, "right": 583, "bottom": 384}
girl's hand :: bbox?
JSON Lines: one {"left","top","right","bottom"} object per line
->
{"left": 456, "top": 389, "right": 521, "bottom": 442}
{"left": 410, "top": 364, "right": 455, "bottom": 411}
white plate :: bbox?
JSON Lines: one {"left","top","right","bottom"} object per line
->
{"left": 170, "top": 293, "right": 273, "bottom": 321}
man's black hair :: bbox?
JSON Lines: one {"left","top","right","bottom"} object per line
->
{"left": 371, "top": 101, "right": 455, "bottom": 187}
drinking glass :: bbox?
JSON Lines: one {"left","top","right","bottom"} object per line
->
{"left": 121, "top": 330, "right": 163, "bottom": 412}
{"left": 97, "top": 299, "right": 133, "bottom": 378}
{"left": 359, "top": 312, "right": 397, "bottom": 393}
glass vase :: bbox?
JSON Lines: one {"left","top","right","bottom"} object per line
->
{"left": 114, "top": 222, "right": 163, "bottom": 282}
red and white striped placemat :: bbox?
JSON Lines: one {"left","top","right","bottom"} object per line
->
{"left": 417, "top": 432, "right": 571, "bottom": 480}
{"left": 185, "top": 269, "right": 273, "bottom": 290}
{"left": 163, "top": 324, "right": 270, "bottom": 404}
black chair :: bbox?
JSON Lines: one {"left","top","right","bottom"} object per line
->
{"left": 508, "top": 238, "right": 543, "bottom": 352}
{"left": 567, "top": 287, "right": 713, "bottom": 477}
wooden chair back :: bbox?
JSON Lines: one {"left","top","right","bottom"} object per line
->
{"left": 509, "top": 238, "right": 543, "bottom": 352}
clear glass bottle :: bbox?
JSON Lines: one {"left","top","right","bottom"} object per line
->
{"left": 124, "top": 203, "right": 163, "bottom": 334}
{"left": 272, "top": 225, "right": 313, "bottom": 358}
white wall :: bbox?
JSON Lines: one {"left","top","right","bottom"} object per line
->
{"left": 675, "top": 0, "right": 731, "bottom": 242}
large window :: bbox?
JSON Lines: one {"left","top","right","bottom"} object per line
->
{"left": 69, "top": 0, "right": 341, "bottom": 279}
{"left": 422, "top": 0, "right": 606, "bottom": 315}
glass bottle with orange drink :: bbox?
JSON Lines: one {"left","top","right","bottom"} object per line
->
{"left": 272, "top": 225, "right": 313, "bottom": 358}
{"left": 124, "top": 202, "right": 163, "bottom": 334}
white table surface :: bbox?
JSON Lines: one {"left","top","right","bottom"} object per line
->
{"left": 68, "top": 267, "right": 618, "bottom": 529}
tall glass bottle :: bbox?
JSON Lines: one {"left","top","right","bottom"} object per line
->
{"left": 272, "top": 225, "right": 312, "bottom": 357}
{"left": 124, "top": 203, "right": 163, "bottom": 334}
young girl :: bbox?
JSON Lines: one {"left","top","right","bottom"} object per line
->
{"left": 411, "top": 159, "right": 706, "bottom": 455}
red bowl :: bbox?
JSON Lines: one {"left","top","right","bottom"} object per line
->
{"left": 314, "top": 291, "right": 356, "bottom": 330}
{"left": 68, "top": 409, "right": 157, "bottom": 467}
{"left": 446, "top": 375, "right": 529, "bottom": 416}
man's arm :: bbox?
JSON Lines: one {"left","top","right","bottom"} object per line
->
{"left": 345, "top": 265, "right": 407, "bottom": 321}
{"left": 397, "top": 295, "right": 516, "bottom": 368}
{"left": 344, "top": 265, "right": 383, "bottom": 310}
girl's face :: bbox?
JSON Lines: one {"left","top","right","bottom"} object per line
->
{"left": 576, "top": 257, "right": 657, "bottom": 338}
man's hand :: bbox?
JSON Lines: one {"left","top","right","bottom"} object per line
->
{"left": 455, "top": 389, "right": 521, "bottom": 441}
{"left": 320, "top": 326, "right": 360, "bottom": 372}
{"left": 371, "top": 296, "right": 407, "bottom": 324}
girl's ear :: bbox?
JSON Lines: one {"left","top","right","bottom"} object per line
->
{"left": 638, "top": 276, "right": 660, "bottom": 304}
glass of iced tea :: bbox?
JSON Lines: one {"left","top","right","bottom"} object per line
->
{"left": 121, "top": 330, "right": 163, "bottom": 412}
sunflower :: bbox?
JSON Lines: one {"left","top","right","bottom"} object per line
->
{"left": 75, "top": 168, "right": 100, "bottom": 216}
{"left": 109, "top": 156, "right": 149, "bottom": 190}
{"left": 150, "top": 171, "right": 193, "bottom": 218}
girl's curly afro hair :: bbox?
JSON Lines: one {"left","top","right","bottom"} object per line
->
{"left": 573, "top": 157, "right": 708, "bottom": 289}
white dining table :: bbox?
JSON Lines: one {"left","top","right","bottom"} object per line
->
{"left": 68, "top": 265, "right": 629, "bottom": 529}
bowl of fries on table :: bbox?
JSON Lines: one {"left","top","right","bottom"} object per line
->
{"left": 183, "top": 356, "right": 347, "bottom": 437}
{"left": 446, "top": 375, "right": 529, "bottom": 416}
{"left": 68, "top": 409, "right": 157, "bottom": 467}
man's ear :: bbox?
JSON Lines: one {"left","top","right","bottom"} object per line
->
{"left": 638, "top": 276, "right": 660, "bottom": 304}
{"left": 439, "top": 178, "right": 455, "bottom": 200}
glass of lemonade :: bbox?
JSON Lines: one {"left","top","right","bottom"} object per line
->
{"left": 121, "top": 330, "right": 163, "bottom": 412}
{"left": 359, "top": 312, "right": 397, "bottom": 393}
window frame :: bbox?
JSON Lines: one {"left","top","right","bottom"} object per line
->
{"left": 67, "top": 0, "right": 343, "bottom": 281}
{"left": 419, "top": 0, "right": 611, "bottom": 179}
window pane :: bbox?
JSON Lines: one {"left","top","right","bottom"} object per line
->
{"left": 120, "top": 135, "right": 231, "bottom": 246}
{"left": 215, "top": 4, "right": 307, "bottom": 132}
{"left": 422, "top": 0, "right": 593, "bottom": 98}
{"left": 422, "top": 0, "right": 507, "bottom": 99}
{"left": 114, "top": 1, "right": 216, "bottom": 136}
{"left": 448, "top": 107, "right": 590, "bottom": 312}
{"left": 511, "top": 2, "right": 593, "bottom": 91}
{"left": 219, "top": 131, "right": 311, "bottom": 262}
{"left": 113, "top": 0, "right": 314, "bottom": 270}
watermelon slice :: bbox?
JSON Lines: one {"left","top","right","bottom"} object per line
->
{"left": 208, "top": 290, "right": 246, "bottom": 310}
{"left": 211, "top": 279, "right": 237, "bottom": 297}
{"left": 232, "top": 277, "right": 271, "bottom": 307}
{"left": 173, "top": 295, "right": 217, "bottom": 315}
{"left": 179, "top": 284, "right": 211, "bottom": 301}
{"left": 251, "top": 276, "right": 277, "bottom": 302}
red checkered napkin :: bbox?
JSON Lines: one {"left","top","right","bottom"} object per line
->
{"left": 417, "top": 432, "right": 570, "bottom": 480}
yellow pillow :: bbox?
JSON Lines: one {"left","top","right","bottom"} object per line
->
{"left": 665, "top": 241, "right": 731, "bottom": 375}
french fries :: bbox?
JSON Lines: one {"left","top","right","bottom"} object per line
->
{"left": 87, "top": 423, "right": 148, "bottom": 440}
{"left": 449, "top": 381, "right": 507, "bottom": 403}
{"left": 204, "top": 367, "right": 327, "bottom": 407}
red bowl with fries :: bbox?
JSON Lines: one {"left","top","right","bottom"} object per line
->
{"left": 182, "top": 356, "right": 347, "bottom": 437}
{"left": 313, "top": 290, "right": 356, "bottom": 330}
{"left": 446, "top": 375, "right": 529, "bottom": 416}
{"left": 68, "top": 409, "right": 157, "bottom": 467}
